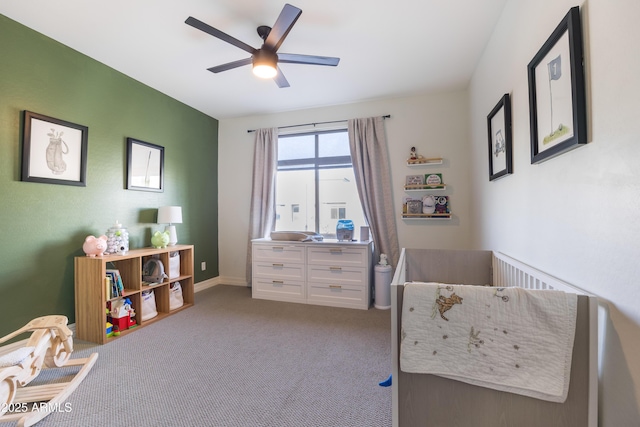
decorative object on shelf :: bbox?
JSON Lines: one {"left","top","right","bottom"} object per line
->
{"left": 422, "top": 195, "right": 436, "bottom": 214}
{"left": 378, "top": 253, "right": 389, "bottom": 266}
{"left": 527, "top": 6, "right": 586, "bottom": 164}
{"left": 336, "top": 219, "right": 354, "bottom": 241}
{"left": 21, "top": 110, "right": 88, "bottom": 187}
{"left": 487, "top": 93, "right": 513, "bottom": 181}
{"left": 408, "top": 146, "right": 422, "bottom": 163}
{"left": 407, "top": 146, "right": 443, "bottom": 165}
{"left": 406, "top": 198, "right": 423, "bottom": 214}
{"left": 126, "top": 137, "right": 164, "bottom": 192}
{"left": 105, "top": 221, "right": 129, "bottom": 255}
{"left": 82, "top": 235, "right": 108, "bottom": 257}
{"left": 151, "top": 230, "right": 170, "bottom": 249}
{"left": 142, "top": 256, "right": 168, "bottom": 284}
{"left": 157, "top": 206, "right": 182, "bottom": 245}
{"left": 425, "top": 173, "right": 442, "bottom": 186}
{"left": 435, "top": 196, "right": 450, "bottom": 214}
{"left": 405, "top": 175, "right": 424, "bottom": 186}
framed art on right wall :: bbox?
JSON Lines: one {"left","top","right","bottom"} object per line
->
{"left": 487, "top": 93, "right": 513, "bottom": 181}
{"left": 527, "top": 6, "right": 587, "bottom": 164}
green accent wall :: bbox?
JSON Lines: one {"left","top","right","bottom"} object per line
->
{"left": 0, "top": 15, "right": 219, "bottom": 337}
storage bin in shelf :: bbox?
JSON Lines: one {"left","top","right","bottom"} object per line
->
{"left": 406, "top": 158, "right": 443, "bottom": 167}
{"left": 402, "top": 213, "right": 452, "bottom": 219}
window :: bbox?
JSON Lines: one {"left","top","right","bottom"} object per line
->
{"left": 274, "top": 130, "right": 366, "bottom": 239}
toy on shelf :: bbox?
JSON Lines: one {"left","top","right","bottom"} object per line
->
{"left": 107, "top": 297, "right": 137, "bottom": 333}
{"left": 151, "top": 230, "right": 170, "bottom": 248}
{"left": 82, "top": 235, "right": 108, "bottom": 257}
{"left": 407, "top": 146, "right": 443, "bottom": 165}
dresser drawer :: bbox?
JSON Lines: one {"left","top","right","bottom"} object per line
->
{"left": 253, "top": 262, "right": 305, "bottom": 281}
{"left": 252, "top": 278, "right": 305, "bottom": 302}
{"left": 307, "top": 265, "right": 367, "bottom": 286}
{"left": 307, "top": 246, "right": 368, "bottom": 267}
{"left": 253, "top": 244, "right": 305, "bottom": 263}
{"left": 307, "top": 282, "right": 369, "bottom": 309}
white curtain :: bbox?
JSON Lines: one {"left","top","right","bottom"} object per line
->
{"left": 348, "top": 116, "right": 400, "bottom": 267}
{"left": 246, "top": 127, "right": 278, "bottom": 285}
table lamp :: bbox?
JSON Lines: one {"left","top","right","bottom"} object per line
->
{"left": 157, "top": 206, "right": 182, "bottom": 246}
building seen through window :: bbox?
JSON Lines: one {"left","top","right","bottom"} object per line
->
{"left": 275, "top": 130, "right": 367, "bottom": 239}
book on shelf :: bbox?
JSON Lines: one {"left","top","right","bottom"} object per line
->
{"left": 106, "top": 269, "right": 124, "bottom": 297}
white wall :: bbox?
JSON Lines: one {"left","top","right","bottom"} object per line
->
{"left": 469, "top": 0, "right": 640, "bottom": 425}
{"left": 218, "top": 90, "right": 472, "bottom": 284}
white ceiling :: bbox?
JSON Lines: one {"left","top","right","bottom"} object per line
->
{"left": 0, "top": 0, "right": 507, "bottom": 119}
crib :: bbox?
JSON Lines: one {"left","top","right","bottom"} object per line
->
{"left": 390, "top": 249, "right": 598, "bottom": 427}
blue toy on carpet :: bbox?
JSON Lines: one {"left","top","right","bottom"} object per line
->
{"left": 378, "top": 374, "right": 392, "bottom": 387}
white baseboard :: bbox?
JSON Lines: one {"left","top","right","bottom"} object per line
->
{"left": 216, "top": 276, "right": 249, "bottom": 287}
{"left": 194, "top": 277, "right": 219, "bottom": 292}
{"left": 194, "top": 276, "right": 248, "bottom": 292}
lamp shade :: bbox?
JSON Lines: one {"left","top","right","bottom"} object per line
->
{"left": 157, "top": 206, "right": 182, "bottom": 224}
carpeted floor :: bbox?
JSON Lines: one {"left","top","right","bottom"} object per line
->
{"left": 27, "top": 285, "right": 392, "bottom": 427}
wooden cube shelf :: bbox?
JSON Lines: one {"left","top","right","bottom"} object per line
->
{"left": 74, "top": 245, "right": 194, "bottom": 344}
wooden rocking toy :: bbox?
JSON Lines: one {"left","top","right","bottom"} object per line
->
{"left": 0, "top": 315, "right": 98, "bottom": 427}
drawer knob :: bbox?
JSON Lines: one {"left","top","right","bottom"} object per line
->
{"left": 329, "top": 249, "right": 342, "bottom": 253}
{"left": 272, "top": 280, "right": 284, "bottom": 284}
{"left": 329, "top": 266, "right": 342, "bottom": 271}
{"left": 272, "top": 263, "right": 284, "bottom": 267}
{"left": 329, "top": 285, "right": 342, "bottom": 289}
{"left": 272, "top": 246, "right": 284, "bottom": 250}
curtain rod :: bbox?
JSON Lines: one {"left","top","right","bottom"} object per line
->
{"left": 247, "top": 115, "right": 391, "bottom": 133}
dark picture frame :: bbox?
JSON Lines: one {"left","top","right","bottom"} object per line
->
{"left": 527, "top": 6, "right": 586, "bottom": 164}
{"left": 126, "top": 137, "right": 164, "bottom": 192}
{"left": 487, "top": 93, "right": 513, "bottom": 181}
{"left": 21, "top": 111, "right": 88, "bottom": 186}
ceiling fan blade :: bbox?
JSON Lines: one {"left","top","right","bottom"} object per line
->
{"left": 207, "top": 58, "right": 253, "bottom": 73}
{"left": 273, "top": 67, "right": 290, "bottom": 88}
{"left": 264, "top": 4, "right": 302, "bottom": 52}
{"left": 278, "top": 53, "right": 340, "bottom": 67}
{"left": 185, "top": 16, "right": 256, "bottom": 55}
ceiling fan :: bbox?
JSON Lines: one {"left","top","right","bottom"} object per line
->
{"left": 185, "top": 3, "right": 340, "bottom": 88}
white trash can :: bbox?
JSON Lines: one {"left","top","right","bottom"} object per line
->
{"left": 374, "top": 264, "right": 393, "bottom": 310}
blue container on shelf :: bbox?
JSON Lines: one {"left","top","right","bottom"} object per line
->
{"left": 336, "top": 220, "right": 354, "bottom": 241}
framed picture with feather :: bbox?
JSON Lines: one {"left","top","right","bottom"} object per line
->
{"left": 126, "top": 137, "right": 164, "bottom": 192}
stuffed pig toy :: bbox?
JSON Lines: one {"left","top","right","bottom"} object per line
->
{"left": 151, "top": 230, "right": 170, "bottom": 248}
{"left": 83, "top": 235, "right": 108, "bottom": 257}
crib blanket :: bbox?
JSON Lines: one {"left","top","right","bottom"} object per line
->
{"left": 400, "top": 282, "right": 577, "bottom": 402}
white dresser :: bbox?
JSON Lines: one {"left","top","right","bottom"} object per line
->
{"left": 251, "top": 238, "right": 374, "bottom": 309}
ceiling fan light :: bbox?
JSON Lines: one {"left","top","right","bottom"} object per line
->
{"left": 252, "top": 50, "right": 278, "bottom": 79}
{"left": 253, "top": 64, "right": 277, "bottom": 78}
